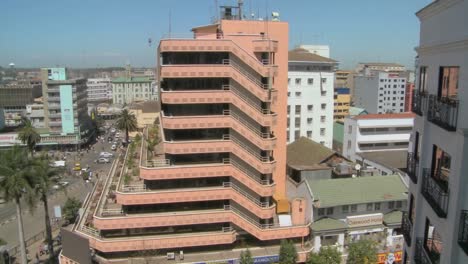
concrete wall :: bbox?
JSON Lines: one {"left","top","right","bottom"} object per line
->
{"left": 354, "top": 75, "right": 379, "bottom": 113}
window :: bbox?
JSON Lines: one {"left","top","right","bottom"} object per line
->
{"left": 374, "top": 203, "right": 381, "bottom": 210}
{"left": 388, "top": 201, "right": 395, "bottom": 209}
{"left": 347, "top": 140, "right": 351, "bottom": 149}
{"left": 307, "top": 105, "right": 313, "bottom": 111}
{"left": 418, "top": 66, "right": 428, "bottom": 93}
{"left": 348, "top": 125, "right": 352, "bottom": 134}
{"left": 295, "top": 105, "right": 301, "bottom": 114}
{"left": 295, "top": 92, "right": 302, "bottom": 97}
{"left": 288, "top": 78, "right": 291, "bottom": 84}
{"left": 431, "top": 144, "right": 451, "bottom": 190}
{"left": 396, "top": 201, "right": 403, "bottom": 208}
{"left": 342, "top": 205, "right": 349, "bottom": 213}
{"left": 320, "top": 141, "right": 325, "bottom": 145}
{"left": 295, "top": 78, "right": 301, "bottom": 85}
{"left": 287, "top": 105, "right": 290, "bottom": 114}
{"left": 320, "top": 116, "right": 326, "bottom": 123}
{"left": 287, "top": 92, "right": 291, "bottom": 97}
{"left": 321, "top": 91, "right": 327, "bottom": 96}
{"left": 307, "top": 118, "right": 312, "bottom": 124}
{"left": 351, "top": 205, "right": 357, "bottom": 212}
{"left": 321, "top": 78, "right": 327, "bottom": 83}
{"left": 401, "top": 84, "right": 405, "bottom": 88}
{"left": 438, "top": 66, "right": 459, "bottom": 98}
{"left": 321, "top": 103, "right": 326, "bottom": 110}
{"left": 326, "top": 207, "right": 334, "bottom": 215}
{"left": 320, "top": 128, "right": 325, "bottom": 136}
{"left": 307, "top": 131, "right": 312, "bottom": 138}
{"left": 393, "top": 85, "right": 397, "bottom": 88}
{"left": 294, "top": 130, "right": 300, "bottom": 140}
{"left": 380, "top": 79, "right": 384, "bottom": 82}
{"left": 295, "top": 117, "right": 301, "bottom": 126}
{"left": 307, "top": 78, "right": 313, "bottom": 85}
{"left": 318, "top": 208, "right": 325, "bottom": 216}
{"left": 367, "top": 203, "right": 373, "bottom": 211}
{"left": 287, "top": 118, "right": 290, "bottom": 127}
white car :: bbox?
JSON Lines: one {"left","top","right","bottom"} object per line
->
{"left": 111, "top": 144, "right": 117, "bottom": 151}
{"left": 100, "top": 152, "right": 114, "bottom": 158}
{"left": 53, "top": 181, "right": 69, "bottom": 190}
{"left": 50, "top": 160, "right": 66, "bottom": 168}
{"left": 96, "top": 157, "right": 110, "bottom": 164}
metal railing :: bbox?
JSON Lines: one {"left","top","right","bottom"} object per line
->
{"left": 145, "top": 159, "right": 170, "bottom": 168}
{"left": 427, "top": 94, "right": 459, "bottom": 131}
{"left": 101, "top": 208, "right": 125, "bottom": 216}
{"left": 412, "top": 90, "right": 428, "bottom": 116}
{"left": 406, "top": 152, "right": 419, "bottom": 184}
{"left": 401, "top": 211, "right": 413, "bottom": 246}
{"left": 224, "top": 110, "right": 273, "bottom": 139}
{"left": 458, "top": 210, "right": 468, "bottom": 255}
{"left": 222, "top": 182, "right": 269, "bottom": 208}
{"left": 222, "top": 59, "right": 270, "bottom": 90}
{"left": 223, "top": 158, "right": 269, "bottom": 185}
{"left": 222, "top": 84, "right": 272, "bottom": 114}
{"left": 224, "top": 205, "right": 276, "bottom": 229}
{"left": 223, "top": 133, "right": 271, "bottom": 162}
{"left": 421, "top": 168, "right": 449, "bottom": 218}
{"left": 121, "top": 184, "right": 147, "bottom": 192}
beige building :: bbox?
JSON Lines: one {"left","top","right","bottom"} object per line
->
{"left": 128, "top": 101, "right": 160, "bottom": 129}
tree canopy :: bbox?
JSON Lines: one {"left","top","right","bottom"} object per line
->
{"left": 347, "top": 239, "right": 378, "bottom": 264}
{"left": 307, "top": 246, "right": 342, "bottom": 264}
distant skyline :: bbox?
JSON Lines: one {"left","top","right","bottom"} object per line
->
{"left": 1, "top": 0, "right": 431, "bottom": 70}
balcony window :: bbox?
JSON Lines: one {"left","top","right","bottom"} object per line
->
{"left": 423, "top": 218, "right": 443, "bottom": 263}
{"left": 401, "top": 211, "right": 413, "bottom": 246}
{"left": 295, "top": 117, "right": 301, "bottom": 127}
{"left": 295, "top": 105, "right": 301, "bottom": 114}
{"left": 421, "top": 168, "right": 449, "bottom": 218}
{"left": 427, "top": 94, "right": 459, "bottom": 131}
{"left": 438, "top": 66, "right": 459, "bottom": 99}
{"left": 431, "top": 145, "right": 451, "bottom": 191}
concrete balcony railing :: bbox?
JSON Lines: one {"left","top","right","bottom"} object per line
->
{"left": 160, "top": 87, "right": 277, "bottom": 127}
{"left": 161, "top": 112, "right": 276, "bottom": 151}
{"left": 93, "top": 205, "right": 309, "bottom": 241}
{"left": 140, "top": 158, "right": 275, "bottom": 196}
{"left": 427, "top": 94, "right": 459, "bottom": 131}
{"left": 159, "top": 39, "right": 277, "bottom": 77}
{"left": 162, "top": 136, "right": 275, "bottom": 174}
{"left": 115, "top": 182, "right": 276, "bottom": 218}
{"left": 87, "top": 228, "right": 237, "bottom": 253}
{"left": 160, "top": 65, "right": 273, "bottom": 102}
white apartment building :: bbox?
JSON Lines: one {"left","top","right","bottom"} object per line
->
{"left": 402, "top": 0, "right": 468, "bottom": 263}
{"left": 343, "top": 113, "right": 414, "bottom": 174}
{"left": 355, "top": 62, "right": 406, "bottom": 73}
{"left": 86, "top": 78, "right": 112, "bottom": 102}
{"left": 354, "top": 71, "right": 407, "bottom": 114}
{"left": 111, "top": 76, "right": 156, "bottom": 104}
{"left": 287, "top": 47, "right": 337, "bottom": 148}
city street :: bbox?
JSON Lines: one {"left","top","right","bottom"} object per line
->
{"left": 0, "top": 128, "right": 117, "bottom": 249}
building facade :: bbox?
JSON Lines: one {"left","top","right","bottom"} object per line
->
{"left": 63, "top": 12, "right": 313, "bottom": 263}
{"left": 334, "top": 87, "right": 351, "bottom": 122}
{"left": 355, "top": 62, "right": 406, "bottom": 74}
{"left": 287, "top": 48, "right": 337, "bottom": 147}
{"left": 354, "top": 71, "right": 407, "bottom": 114}
{"left": 343, "top": 113, "right": 414, "bottom": 163}
{"left": 86, "top": 78, "right": 112, "bottom": 103}
{"left": 111, "top": 76, "right": 155, "bottom": 104}
{"left": 335, "top": 70, "right": 355, "bottom": 102}
{"left": 402, "top": 0, "right": 468, "bottom": 263}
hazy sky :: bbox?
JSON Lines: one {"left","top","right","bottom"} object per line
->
{"left": 0, "top": 0, "right": 431, "bottom": 69}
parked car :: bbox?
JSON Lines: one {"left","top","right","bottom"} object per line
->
{"left": 96, "top": 157, "right": 110, "bottom": 164}
{"left": 111, "top": 144, "right": 117, "bottom": 151}
{"left": 100, "top": 152, "right": 114, "bottom": 158}
{"left": 50, "top": 160, "right": 66, "bottom": 168}
{"left": 110, "top": 128, "right": 116, "bottom": 133}
{"left": 73, "top": 163, "right": 81, "bottom": 171}
{"left": 53, "top": 181, "right": 69, "bottom": 190}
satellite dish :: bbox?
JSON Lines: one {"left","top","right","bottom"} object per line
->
{"left": 355, "top": 164, "right": 361, "bottom": 171}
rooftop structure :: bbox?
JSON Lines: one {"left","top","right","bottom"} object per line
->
{"left": 111, "top": 76, "right": 156, "bottom": 104}
{"left": 334, "top": 87, "right": 351, "bottom": 122}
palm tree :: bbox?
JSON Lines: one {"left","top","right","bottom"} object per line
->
{"left": 18, "top": 118, "right": 41, "bottom": 157}
{"left": 0, "top": 146, "right": 35, "bottom": 264}
{"left": 116, "top": 109, "right": 138, "bottom": 143}
{"left": 32, "top": 155, "right": 60, "bottom": 261}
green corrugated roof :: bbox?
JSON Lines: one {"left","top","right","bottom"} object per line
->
{"left": 287, "top": 137, "right": 336, "bottom": 167}
{"left": 349, "top": 106, "right": 368, "bottom": 116}
{"left": 311, "top": 218, "right": 347, "bottom": 232}
{"left": 111, "top": 77, "right": 152, "bottom": 83}
{"left": 309, "top": 175, "right": 408, "bottom": 207}
{"left": 333, "top": 122, "right": 344, "bottom": 145}
{"left": 383, "top": 210, "right": 403, "bottom": 226}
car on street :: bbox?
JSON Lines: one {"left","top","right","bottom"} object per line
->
{"left": 96, "top": 157, "right": 110, "bottom": 164}
{"left": 110, "top": 128, "right": 116, "bottom": 133}
{"left": 100, "top": 152, "right": 114, "bottom": 158}
{"left": 50, "top": 160, "right": 66, "bottom": 168}
{"left": 53, "top": 181, "right": 69, "bottom": 190}
{"left": 111, "top": 144, "right": 117, "bottom": 151}
{"left": 73, "top": 163, "right": 81, "bottom": 171}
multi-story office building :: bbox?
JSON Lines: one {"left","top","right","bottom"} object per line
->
{"left": 287, "top": 47, "right": 337, "bottom": 147}
{"left": 87, "top": 78, "right": 112, "bottom": 103}
{"left": 62, "top": 7, "right": 312, "bottom": 264}
{"left": 354, "top": 71, "right": 407, "bottom": 114}
{"left": 402, "top": 0, "right": 468, "bottom": 263}
{"left": 334, "top": 87, "right": 351, "bottom": 122}
{"left": 335, "top": 70, "right": 355, "bottom": 100}
{"left": 40, "top": 68, "right": 92, "bottom": 145}
{"left": 343, "top": 113, "right": 414, "bottom": 174}
{"left": 355, "top": 62, "right": 406, "bottom": 74}
{"left": 111, "top": 76, "right": 155, "bottom": 104}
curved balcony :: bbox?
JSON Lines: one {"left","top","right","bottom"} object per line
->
{"left": 160, "top": 65, "right": 272, "bottom": 101}
{"left": 140, "top": 159, "right": 274, "bottom": 196}
{"left": 86, "top": 229, "right": 237, "bottom": 253}
{"left": 161, "top": 88, "right": 277, "bottom": 127}
{"left": 162, "top": 137, "right": 275, "bottom": 174}
{"left": 115, "top": 183, "right": 276, "bottom": 218}
{"left": 161, "top": 112, "right": 276, "bottom": 150}
{"left": 93, "top": 206, "right": 309, "bottom": 241}
{"left": 159, "top": 39, "right": 277, "bottom": 76}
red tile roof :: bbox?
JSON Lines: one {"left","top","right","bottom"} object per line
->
{"left": 352, "top": 112, "right": 415, "bottom": 120}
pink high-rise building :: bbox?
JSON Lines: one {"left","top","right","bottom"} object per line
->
{"left": 60, "top": 7, "right": 310, "bottom": 264}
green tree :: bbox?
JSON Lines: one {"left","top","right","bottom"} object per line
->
{"left": 307, "top": 246, "right": 341, "bottom": 264}
{"left": 18, "top": 118, "right": 41, "bottom": 156}
{"left": 0, "top": 146, "right": 35, "bottom": 264}
{"left": 279, "top": 240, "right": 297, "bottom": 264}
{"left": 116, "top": 109, "right": 138, "bottom": 143}
{"left": 63, "top": 197, "right": 82, "bottom": 224}
{"left": 347, "top": 239, "right": 378, "bottom": 264}
{"left": 240, "top": 248, "right": 254, "bottom": 264}
{"left": 32, "top": 155, "right": 61, "bottom": 261}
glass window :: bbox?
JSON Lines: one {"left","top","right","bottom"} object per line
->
{"left": 367, "top": 203, "right": 373, "bottom": 211}
{"left": 418, "top": 66, "right": 428, "bottom": 93}
{"left": 307, "top": 118, "right": 312, "bottom": 124}
{"left": 318, "top": 208, "right": 325, "bottom": 216}
{"left": 288, "top": 78, "right": 291, "bottom": 84}
{"left": 321, "top": 78, "right": 326, "bottom": 83}
{"left": 307, "top": 105, "right": 313, "bottom": 111}
{"left": 320, "top": 116, "right": 326, "bottom": 122}
{"left": 321, "top": 103, "right": 326, "bottom": 110}
{"left": 320, "top": 128, "right": 325, "bottom": 136}
{"left": 438, "top": 66, "right": 459, "bottom": 98}
{"left": 321, "top": 91, "right": 327, "bottom": 96}
{"left": 307, "top": 131, "right": 312, "bottom": 138}
{"left": 294, "top": 130, "right": 300, "bottom": 140}
{"left": 295, "top": 92, "right": 301, "bottom": 97}
{"left": 295, "top": 117, "right": 301, "bottom": 126}
{"left": 287, "top": 92, "right": 290, "bottom": 97}
{"left": 374, "top": 203, "right": 381, "bottom": 210}
{"left": 351, "top": 205, "right": 357, "bottom": 212}
{"left": 287, "top": 105, "right": 290, "bottom": 114}
{"left": 295, "top": 78, "right": 301, "bottom": 85}
{"left": 388, "top": 201, "right": 395, "bottom": 209}
{"left": 295, "top": 105, "right": 301, "bottom": 114}
{"left": 326, "top": 207, "right": 334, "bottom": 215}
{"left": 307, "top": 78, "right": 313, "bottom": 85}
{"left": 342, "top": 205, "right": 349, "bottom": 213}
{"left": 396, "top": 201, "right": 403, "bottom": 208}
